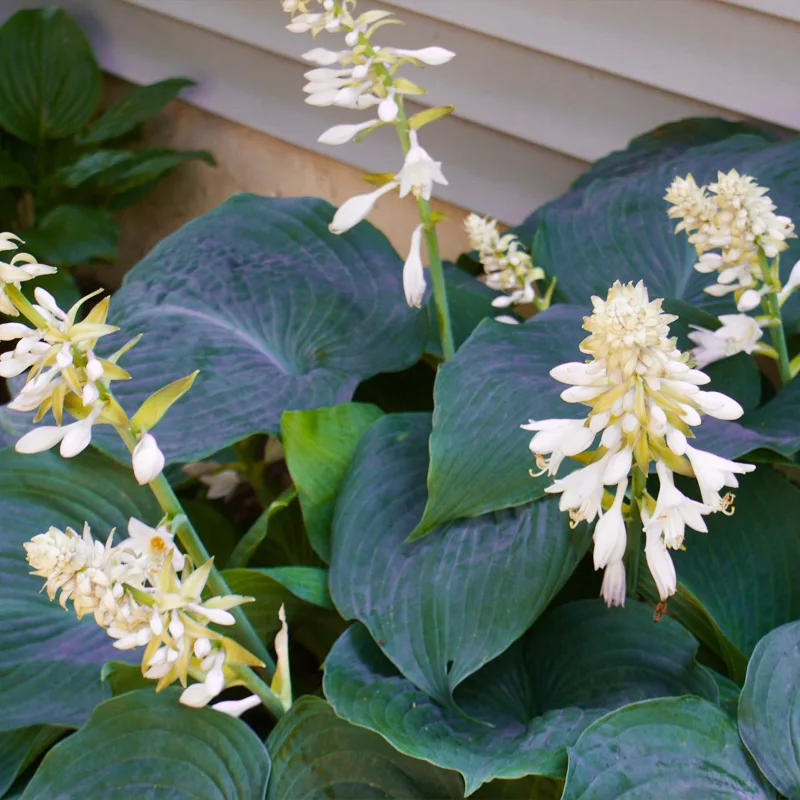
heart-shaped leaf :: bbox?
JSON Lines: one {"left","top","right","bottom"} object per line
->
{"left": 562, "top": 696, "right": 775, "bottom": 799}
{"left": 324, "top": 599, "right": 718, "bottom": 794}
{"left": 282, "top": 403, "right": 384, "bottom": 563}
{"left": 96, "top": 195, "right": 426, "bottom": 463}
{"left": 414, "top": 305, "right": 770, "bottom": 537}
{"left": 537, "top": 136, "right": 800, "bottom": 316}
{"left": 0, "top": 8, "right": 101, "bottom": 142}
{"left": 739, "top": 620, "right": 800, "bottom": 796}
{"left": 740, "top": 379, "right": 800, "bottom": 457}
{"left": 22, "top": 690, "right": 271, "bottom": 799}
{"left": 266, "top": 696, "right": 464, "bottom": 799}
{"left": 472, "top": 776, "right": 564, "bottom": 800}
{"left": 0, "top": 448, "right": 160, "bottom": 730}
{"left": 330, "top": 413, "right": 590, "bottom": 703}
{"left": 224, "top": 566, "right": 345, "bottom": 661}
{"left": 640, "top": 469, "right": 800, "bottom": 682}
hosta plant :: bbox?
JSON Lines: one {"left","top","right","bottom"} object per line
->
{"left": 0, "top": 6, "right": 214, "bottom": 304}
{"left": 1, "top": 1, "right": 800, "bottom": 797}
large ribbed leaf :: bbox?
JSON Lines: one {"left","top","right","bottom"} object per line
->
{"left": 266, "top": 696, "right": 463, "bottom": 799}
{"left": 22, "top": 690, "right": 271, "bottom": 799}
{"left": 739, "top": 621, "right": 800, "bottom": 796}
{"left": 0, "top": 448, "right": 159, "bottom": 730}
{"left": 95, "top": 195, "right": 426, "bottom": 463}
{"left": 330, "top": 413, "right": 590, "bottom": 704}
{"left": 562, "top": 696, "right": 774, "bottom": 799}
{"left": 413, "top": 305, "right": 770, "bottom": 537}
{"left": 0, "top": 8, "right": 101, "bottom": 142}
{"left": 324, "top": 600, "right": 718, "bottom": 794}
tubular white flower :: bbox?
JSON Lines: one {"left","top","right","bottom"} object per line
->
{"left": 402, "top": 224, "right": 427, "bottom": 308}
{"left": 329, "top": 181, "right": 397, "bottom": 234}
{"left": 132, "top": 432, "right": 165, "bottom": 485}
{"left": 318, "top": 118, "right": 379, "bottom": 145}
{"left": 396, "top": 131, "right": 448, "bottom": 201}
{"left": 524, "top": 280, "right": 755, "bottom": 607}
{"left": 211, "top": 694, "right": 262, "bottom": 717}
{"left": 642, "top": 509, "right": 677, "bottom": 601}
{"left": 391, "top": 46, "right": 456, "bottom": 66}
{"left": 688, "top": 313, "right": 763, "bottom": 368}
{"left": 15, "top": 403, "right": 104, "bottom": 458}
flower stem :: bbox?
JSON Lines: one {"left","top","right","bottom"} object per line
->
{"left": 624, "top": 466, "right": 647, "bottom": 597}
{"left": 116, "top": 427, "right": 276, "bottom": 677}
{"left": 233, "top": 665, "right": 287, "bottom": 720}
{"left": 394, "top": 103, "right": 456, "bottom": 361}
{"left": 5, "top": 284, "right": 51, "bottom": 329}
{"left": 759, "top": 253, "right": 792, "bottom": 386}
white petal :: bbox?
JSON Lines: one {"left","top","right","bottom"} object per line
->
{"left": 211, "top": 694, "right": 262, "bottom": 717}
{"left": 402, "top": 225, "right": 426, "bottom": 308}
{"left": 736, "top": 289, "right": 762, "bottom": 312}
{"left": 603, "top": 447, "right": 632, "bottom": 485}
{"left": 60, "top": 421, "right": 93, "bottom": 458}
{"left": 132, "top": 433, "right": 165, "bottom": 485}
{"left": 378, "top": 96, "right": 399, "bottom": 122}
{"left": 179, "top": 683, "right": 215, "bottom": 708}
{"left": 317, "top": 118, "right": 379, "bottom": 145}
{"left": 329, "top": 183, "right": 396, "bottom": 234}
{"left": 392, "top": 46, "right": 456, "bottom": 65}
{"left": 600, "top": 560, "right": 626, "bottom": 608}
{"left": 15, "top": 426, "right": 67, "bottom": 454}
{"left": 695, "top": 391, "right": 744, "bottom": 421}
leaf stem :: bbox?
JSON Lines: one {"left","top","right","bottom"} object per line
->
{"left": 232, "top": 665, "right": 287, "bottom": 720}
{"left": 394, "top": 103, "right": 456, "bottom": 361}
{"left": 624, "top": 466, "right": 647, "bottom": 597}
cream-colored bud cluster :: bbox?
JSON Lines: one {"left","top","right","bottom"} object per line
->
{"left": 523, "top": 281, "right": 754, "bottom": 607}
{"left": 24, "top": 519, "right": 261, "bottom": 709}
{"left": 464, "top": 213, "right": 551, "bottom": 312}
{"left": 282, "top": 0, "right": 455, "bottom": 309}
{"left": 666, "top": 171, "right": 796, "bottom": 369}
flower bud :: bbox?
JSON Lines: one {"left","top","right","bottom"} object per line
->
{"left": 329, "top": 182, "right": 398, "bottom": 235}
{"left": 132, "top": 433, "right": 165, "bottom": 485}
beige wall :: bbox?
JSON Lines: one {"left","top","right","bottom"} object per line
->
{"left": 109, "top": 77, "right": 473, "bottom": 284}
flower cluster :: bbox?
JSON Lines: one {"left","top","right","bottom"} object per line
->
{"left": 465, "top": 213, "right": 551, "bottom": 314}
{"left": 24, "top": 517, "right": 262, "bottom": 711}
{"left": 0, "top": 234, "right": 57, "bottom": 316}
{"left": 523, "top": 281, "right": 755, "bottom": 607}
{"left": 283, "top": 0, "right": 454, "bottom": 308}
{"left": 0, "top": 234, "right": 173, "bottom": 485}
{"left": 666, "top": 170, "right": 797, "bottom": 369}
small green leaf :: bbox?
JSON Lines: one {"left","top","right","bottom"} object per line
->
{"left": 562, "top": 696, "right": 775, "bottom": 799}
{"left": 131, "top": 370, "right": 199, "bottom": 433}
{"left": 105, "top": 148, "right": 215, "bottom": 194}
{"left": 23, "top": 205, "right": 118, "bottom": 266}
{"left": 739, "top": 621, "right": 800, "bottom": 796}
{"left": 22, "top": 690, "right": 271, "bottom": 799}
{"left": 282, "top": 402, "right": 384, "bottom": 563}
{"left": 56, "top": 150, "right": 135, "bottom": 188}
{"left": 227, "top": 487, "right": 298, "bottom": 568}
{"left": 224, "top": 567, "right": 344, "bottom": 661}
{"left": 100, "top": 661, "right": 152, "bottom": 697}
{"left": 79, "top": 77, "right": 196, "bottom": 144}
{"left": 266, "top": 696, "right": 464, "bottom": 799}
{"left": 409, "top": 105, "right": 455, "bottom": 130}
{"left": 0, "top": 8, "right": 101, "bottom": 143}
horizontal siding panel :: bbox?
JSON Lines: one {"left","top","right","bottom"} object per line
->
{"left": 121, "top": 0, "right": 733, "bottom": 163}
{"left": 387, "top": 0, "right": 800, "bottom": 130}
{"left": 718, "top": 0, "right": 800, "bottom": 23}
{"left": 1, "top": 0, "right": 586, "bottom": 222}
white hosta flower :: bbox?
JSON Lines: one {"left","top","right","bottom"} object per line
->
{"left": 736, "top": 288, "right": 765, "bottom": 312}
{"left": 201, "top": 469, "right": 242, "bottom": 500}
{"left": 524, "top": 280, "right": 754, "bottom": 607}
{"left": 465, "top": 214, "right": 546, "bottom": 308}
{"left": 688, "top": 313, "right": 763, "bottom": 368}
{"left": 180, "top": 652, "right": 226, "bottom": 708}
{"left": 318, "top": 118, "right": 379, "bottom": 145}
{"left": 391, "top": 47, "right": 456, "bottom": 66}
{"left": 600, "top": 559, "right": 627, "bottom": 608}
{"left": 211, "top": 694, "right": 262, "bottom": 717}
{"left": 302, "top": 47, "right": 346, "bottom": 66}
{"left": 684, "top": 444, "right": 754, "bottom": 512}
{"left": 329, "top": 181, "right": 398, "bottom": 234}
{"left": 15, "top": 403, "right": 104, "bottom": 457}
{"left": 402, "top": 224, "right": 426, "bottom": 307}
{"left": 126, "top": 517, "right": 183, "bottom": 571}
{"left": 642, "top": 509, "right": 677, "bottom": 601}
{"left": 396, "top": 131, "right": 448, "bottom": 201}
{"left": 378, "top": 90, "right": 399, "bottom": 122}
{"left": 494, "top": 315, "right": 519, "bottom": 325}
{"left": 779, "top": 259, "right": 800, "bottom": 305}
{"left": 132, "top": 432, "right": 165, "bottom": 485}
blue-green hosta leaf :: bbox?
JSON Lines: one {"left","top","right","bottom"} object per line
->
{"left": 739, "top": 621, "right": 800, "bottom": 796}
{"left": 0, "top": 448, "right": 159, "bottom": 730}
{"left": 537, "top": 136, "right": 800, "bottom": 317}
{"left": 96, "top": 195, "right": 426, "bottom": 463}
{"left": 324, "top": 600, "right": 718, "bottom": 794}
{"left": 562, "top": 696, "right": 775, "bottom": 799}
{"left": 282, "top": 402, "right": 384, "bottom": 563}
{"left": 330, "top": 413, "right": 590, "bottom": 704}
{"left": 0, "top": 726, "right": 64, "bottom": 797}
{"left": 266, "top": 696, "right": 463, "bottom": 799}
{"left": 22, "top": 690, "right": 271, "bottom": 799}
{"left": 641, "top": 469, "right": 800, "bottom": 683}
{"left": 0, "top": 8, "right": 101, "bottom": 142}
{"left": 414, "top": 305, "right": 771, "bottom": 537}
